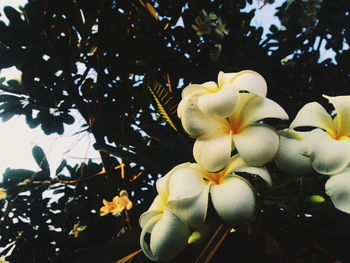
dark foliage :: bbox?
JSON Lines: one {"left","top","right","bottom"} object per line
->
{"left": 0, "top": 0, "right": 350, "bottom": 262}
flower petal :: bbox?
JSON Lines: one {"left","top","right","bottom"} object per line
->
{"left": 156, "top": 163, "right": 192, "bottom": 201}
{"left": 140, "top": 213, "right": 162, "bottom": 261}
{"left": 233, "top": 124, "right": 279, "bottom": 166}
{"left": 218, "top": 70, "right": 267, "bottom": 98}
{"left": 197, "top": 83, "right": 239, "bottom": 117}
{"left": 210, "top": 175, "right": 256, "bottom": 225}
{"left": 223, "top": 154, "right": 272, "bottom": 185}
{"left": 302, "top": 129, "right": 350, "bottom": 175}
{"left": 232, "top": 70, "right": 267, "bottom": 98}
{"left": 169, "top": 184, "right": 210, "bottom": 228}
{"left": 178, "top": 96, "right": 226, "bottom": 138}
{"left": 325, "top": 169, "right": 350, "bottom": 213}
{"left": 274, "top": 129, "right": 313, "bottom": 176}
{"left": 168, "top": 166, "right": 206, "bottom": 200}
{"left": 181, "top": 82, "right": 218, "bottom": 98}
{"left": 139, "top": 208, "right": 163, "bottom": 230}
{"left": 323, "top": 95, "right": 350, "bottom": 136}
{"left": 290, "top": 102, "right": 333, "bottom": 132}
{"left": 218, "top": 71, "right": 237, "bottom": 88}
{"left": 193, "top": 129, "right": 232, "bottom": 172}
{"left": 229, "top": 93, "right": 288, "bottom": 128}
{"left": 150, "top": 208, "right": 190, "bottom": 261}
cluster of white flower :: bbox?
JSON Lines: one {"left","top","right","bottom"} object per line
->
{"left": 139, "top": 70, "right": 350, "bottom": 261}
{"left": 276, "top": 95, "right": 350, "bottom": 213}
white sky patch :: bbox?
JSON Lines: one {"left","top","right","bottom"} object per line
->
{"left": 0, "top": 113, "right": 101, "bottom": 177}
{"left": 242, "top": 0, "right": 284, "bottom": 38}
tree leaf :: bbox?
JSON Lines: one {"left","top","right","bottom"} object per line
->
{"left": 32, "top": 145, "right": 50, "bottom": 173}
{"left": 2, "top": 168, "right": 35, "bottom": 187}
{"left": 55, "top": 160, "right": 67, "bottom": 175}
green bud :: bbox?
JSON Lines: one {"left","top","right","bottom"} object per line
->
{"left": 307, "top": 195, "right": 325, "bottom": 203}
{"left": 188, "top": 231, "right": 202, "bottom": 244}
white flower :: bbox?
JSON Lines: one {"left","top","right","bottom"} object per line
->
{"left": 159, "top": 155, "right": 271, "bottom": 226}
{"left": 290, "top": 95, "right": 350, "bottom": 175}
{"left": 139, "top": 164, "right": 197, "bottom": 261}
{"left": 274, "top": 129, "right": 313, "bottom": 176}
{"left": 139, "top": 198, "right": 190, "bottom": 261}
{"left": 178, "top": 92, "right": 288, "bottom": 172}
{"left": 179, "top": 70, "right": 267, "bottom": 117}
{"left": 139, "top": 158, "right": 271, "bottom": 260}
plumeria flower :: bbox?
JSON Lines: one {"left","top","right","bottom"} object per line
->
{"left": 139, "top": 197, "right": 191, "bottom": 261}
{"left": 139, "top": 165, "right": 195, "bottom": 261}
{"left": 274, "top": 129, "right": 313, "bottom": 176}
{"left": 178, "top": 92, "right": 288, "bottom": 172}
{"left": 179, "top": 70, "right": 267, "bottom": 118}
{"left": 139, "top": 158, "right": 270, "bottom": 261}
{"left": 290, "top": 95, "right": 350, "bottom": 175}
{"left": 159, "top": 155, "right": 271, "bottom": 226}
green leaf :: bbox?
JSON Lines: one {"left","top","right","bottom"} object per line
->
{"left": 0, "top": 111, "right": 15, "bottom": 121}
{"left": 0, "top": 94, "right": 19, "bottom": 102}
{"left": 4, "top": 6, "right": 22, "bottom": 25}
{"left": 55, "top": 160, "right": 67, "bottom": 175}
{"left": 2, "top": 168, "right": 35, "bottom": 187}
{"left": 7, "top": 79, "right": 27, "bottom": 94}
{"left": 32, "top": 145, "right": 50, "bottom": 173}
{"left": 61, "top": 113, "right": 75, "bottom": 124}
{"left": 25, "top": 113, "right": 40, "bottom": 128}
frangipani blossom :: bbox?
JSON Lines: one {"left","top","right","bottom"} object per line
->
{"left": 139, "top": 164, "right": 203, "bottom": 261}
{"left": 179, "top": 70, "right": 267, "bottom": 117}
{"left": 290, "top": 95, "right": 350, "bottom": 175}
{"left": 274, "top": 129, "right": 313, "bottom": 176}
{"left": 178, "top": 92, "right": 288, "bottom": 172}
{"left": 139, "top": 196, "right": 190, "bottom": 261}
{"left": 160, "top": 155, "right": 271, "bottom": 226}
{"left": 139, "top": 158, "right": 271, "bottom": 261}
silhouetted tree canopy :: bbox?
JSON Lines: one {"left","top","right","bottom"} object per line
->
{"left": 1, "top": 0, "right": 350, "bottom": 262}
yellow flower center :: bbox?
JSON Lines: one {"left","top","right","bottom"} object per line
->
{"left": 203, "top": 170, "right": 225, "bottom": 185}
{"left": 327, "top": 129, "right": 349, "bottom": 141}
{"left": 223, "top": 119, "right": 242, "bottom": 135}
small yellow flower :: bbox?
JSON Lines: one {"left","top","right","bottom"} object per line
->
{"left": 100, "top": 190, "right": 133, "bottom": 216}
{"left": 0, "top": 188, "right": 7, "bottom": 199}
{"left": 100, "top": 199, "right": 115, "bottom": 216}
{"left": 111, "top": 190, "right": 133, "bottom": 214}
